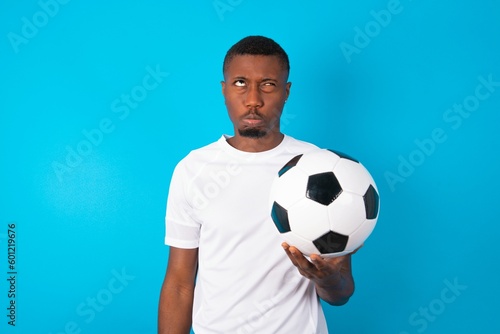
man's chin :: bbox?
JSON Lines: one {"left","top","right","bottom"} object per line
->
{"left": 238, "top": 128, "right": 267, "bottom": 138}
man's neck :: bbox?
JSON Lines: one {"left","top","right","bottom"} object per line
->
{"left": 226, "top": 132, "right": 285, "bottom": 152}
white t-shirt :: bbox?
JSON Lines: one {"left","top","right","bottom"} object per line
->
{"left": 165, "top": 135, "right": 329, "bottom": 334}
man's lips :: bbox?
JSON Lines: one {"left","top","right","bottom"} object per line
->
{"left": 242, "top": 118, "right": 264, "bottom": 126}
{"left": 242, "top": 115, "right": 265, "bottom": 127}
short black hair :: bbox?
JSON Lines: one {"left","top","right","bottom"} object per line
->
{"left": 222, "top": 36, "right": 290, "bottom": 75}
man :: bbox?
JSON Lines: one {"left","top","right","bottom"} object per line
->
{"left": 158, "top": 36, "right": 356, "bottom": 334}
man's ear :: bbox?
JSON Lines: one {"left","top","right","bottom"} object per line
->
{"left": 221, "top": 81, "right": 226, "bottom": 96}
{"left": 285, "top": 82, "right": 292, "bottom": 100}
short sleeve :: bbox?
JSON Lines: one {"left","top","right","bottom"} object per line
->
{"left": 164, "top": 160, "right": 201, "bottom": 249}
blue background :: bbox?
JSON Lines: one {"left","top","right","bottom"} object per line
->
{"left": 1, "top": 0, "right": 499, "bottom": 333}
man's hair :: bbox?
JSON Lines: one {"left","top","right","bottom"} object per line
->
{"left": 222, "top": 36, "right": 290, "bottom": 75}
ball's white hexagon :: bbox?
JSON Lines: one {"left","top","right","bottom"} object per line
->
{"left": 326, "top": 191, "right": 366, "bottom": 235}
{"left": 269, "top": 167, "right": 308, "bottom": 209}
{"left": 287, "top": 198, "right": 330, "bottom": 241}
{"left": 333, "top": 158, "right": 376, "bottom": 195}
{"left": 344, "top": 218, "right": 377, "bottom": 252}
{"left": 280, "top": 231, "right": 320, "bottom": 256}
{"left": 295, "top": 149, "right": 341, "bottom": 175}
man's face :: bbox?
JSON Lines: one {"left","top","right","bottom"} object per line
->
{"left": 222, "top": 55, "right": 290, "bottom": 139}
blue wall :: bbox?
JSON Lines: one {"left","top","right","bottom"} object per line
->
{"left": 1, "top": 1, "right": 499, "bottom": 333}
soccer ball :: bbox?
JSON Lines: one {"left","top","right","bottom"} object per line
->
{"left": 269, "top": 149, "right": 380, "bottom": 258}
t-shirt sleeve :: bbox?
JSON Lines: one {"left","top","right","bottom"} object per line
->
{"left": 164, "top": 159, "right": 201, "bottom": 249}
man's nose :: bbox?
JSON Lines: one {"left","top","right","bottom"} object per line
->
{"left": 245, "top": 85, "right": 264, "bottom": 108}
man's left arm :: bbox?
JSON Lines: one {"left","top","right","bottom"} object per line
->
{"left": 282, "top": 243, "right": 356, "bottom": 306}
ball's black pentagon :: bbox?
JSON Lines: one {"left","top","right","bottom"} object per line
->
{"left": 271, "top": 202, "right": 290, "bottom": 233}
{"left": 278, "top": 154, "right": 303, "bottom": 177}
{"left": 363, "top": 184, "right": 379, "bottom": 219}
{"left": 306, "top": 172, "right": 343, "bottom": 205}
{"left": 313, "top": 231, "right": 348, "bottom": 254}
{"left": 327, "top": 149, "right": 359, "bottom": 163}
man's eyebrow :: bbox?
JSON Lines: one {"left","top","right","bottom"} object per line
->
{"left": 228, "top": 76, "right": 279, "bottom": 82}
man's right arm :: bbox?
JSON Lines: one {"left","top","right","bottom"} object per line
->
{"left": 158, "top": 246, "right": 198, "bottom": 334}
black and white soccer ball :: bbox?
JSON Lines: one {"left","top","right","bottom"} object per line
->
{"left": 269, "top": 149, "right": 380, "bottom": 258}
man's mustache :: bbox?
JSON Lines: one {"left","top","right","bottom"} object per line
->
{"left": 243, "top": 110, "right": 264, "bottom": 119}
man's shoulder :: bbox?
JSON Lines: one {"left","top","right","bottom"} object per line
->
{"left": 283, "top": 135, "right": 320, "bottom": 152}
{"left": 173, "top": 136, "right": 224, "bottom": 170}
{"left": 184, "top": 136, "right": 223, "bottom": 159}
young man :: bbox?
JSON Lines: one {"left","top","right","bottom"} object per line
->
{"left": 158, "top": 36, "right": 356, "bottom": 334}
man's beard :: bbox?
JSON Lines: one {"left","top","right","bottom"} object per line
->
{"left": 238, "top": 127, "right": 267, "bottom": 138}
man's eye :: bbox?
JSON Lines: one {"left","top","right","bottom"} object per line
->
{"left": 261, "top": 82, "right": 276, "bottom": 92}
{"left": 261, "top": 82, "right": 277, "bottom": 90}
{"left": 234, "top": 80, "right": 246, "bottom": 87}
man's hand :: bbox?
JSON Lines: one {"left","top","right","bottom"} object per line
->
{"left": 282, "top": 242, "right": 360, "bottom": 305}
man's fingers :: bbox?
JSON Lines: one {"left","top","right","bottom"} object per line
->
{"left": 310, "top": 254, "right": 327, "bottom": 270}
{"left": 282, "top": 242, "right": 299, "bottom": 266}
{"left": 283, "top": 244, "right": 314, "bottom": 270}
